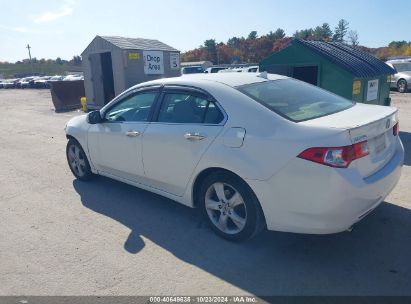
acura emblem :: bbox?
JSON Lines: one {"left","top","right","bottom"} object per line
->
{"left": 386, "top": 119, "right": 390, "bottom": 129}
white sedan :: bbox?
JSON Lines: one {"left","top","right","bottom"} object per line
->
{"left": 65, "top": 73, "right": 404, "bottom": 241}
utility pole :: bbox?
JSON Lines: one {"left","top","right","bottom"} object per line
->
{"left": 26, "top": 44, "right": 34, "bottom": 75}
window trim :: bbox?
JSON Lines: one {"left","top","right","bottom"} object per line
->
{"left": 100, "top": 85, "right": 162, "bottom": 123}
{"left": 151, "top": 85, "right": 228, "bottom": 126}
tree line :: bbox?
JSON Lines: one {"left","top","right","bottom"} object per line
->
{"left": 182, "top": 19, "right": 358, "bottom": 64}
{"left": 375, "top": 41, "right": 411, "bottom": 59}
{"left": 2, "top": 55, "right": 82, "bottom": 66}
{"left": 182, "top": 19, "right": 410, "bottom": 64}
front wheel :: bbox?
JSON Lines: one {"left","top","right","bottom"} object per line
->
{"left": 66, "top": 138, "right": 94, "bottom": 181}
{"left": 398, "top": 79, "right": 408, "bottom": 93}
{"left": 199, "top": 172, "right": 265, "bottom": 241}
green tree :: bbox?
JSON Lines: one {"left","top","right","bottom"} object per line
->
{"left": 313, "top": 23, "right": 333, "bottom": 41}
{"left": 267, "top": 28, "right": 285, "bottom": 41}
{"left": 293, "top": 28, "right": 314, "bottom": 39}
{"left": 333, "top": 19, "right": 349, "bottom": 42}
{"left": 388, "top": 41, "right": 408, "bottom": 49}
{"left": 248, "top": 31, "right": 258, "bottom": 40}
{"left": 70, "top": 55, "right": 82, "bottom": 65}
{"left": 227, "top": 37, "right": 241, "bottom": 48}
{"left": 56, "top": 57, "right": 63, "bottom": 65}
{"left": 203, "top": 39, "right": 217, "bottom": 64}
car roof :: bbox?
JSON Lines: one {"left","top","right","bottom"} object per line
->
{"left": 140, "top": 72, "right": 288, "bottom": 89}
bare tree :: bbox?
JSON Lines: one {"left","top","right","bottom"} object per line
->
{"left": 347, "top": 30, "right": 359, "bottom": 47}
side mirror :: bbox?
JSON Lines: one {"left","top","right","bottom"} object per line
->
{"left": 87, "top": 110, "right": 103, "bottom": 124}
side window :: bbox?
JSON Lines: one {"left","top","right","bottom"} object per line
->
{"left": 105, "top": 91, "right": 157, "bottom": 122}
{"left": 157, "top": 92, "right": 224, "bottom": 124}
{"left": 204, "top": 102, "right": 224, "bottom": 124}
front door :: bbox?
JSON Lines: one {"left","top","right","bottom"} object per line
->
{"left": 88, "top": 88, "right": 159, "bottom": 182}
{"left": 142, "top": 88, "right": 225, "bottom": 196}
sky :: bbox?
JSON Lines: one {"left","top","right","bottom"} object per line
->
{"left": 0, "top": 0, "right": 410, "bottom": 62}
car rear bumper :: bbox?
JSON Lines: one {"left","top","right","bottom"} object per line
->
{"left": 247, "top": 139, "right": 404, "bottom": 234}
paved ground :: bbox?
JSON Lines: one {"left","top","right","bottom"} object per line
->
{"left": 0, "top": 89, "right": 410, "bottom": 296}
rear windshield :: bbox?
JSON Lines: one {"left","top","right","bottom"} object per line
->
{"left": 237, "top": 79, "right": 354, "bottom": 122}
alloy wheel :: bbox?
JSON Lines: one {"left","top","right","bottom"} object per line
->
{"left": 67, "top": 143, "right": 87, "bottom": 177}
{"left": 398, "top": 80, "right": 407, "bottom": 93}
{"left": 204, "top": 182, "right": 247, "bottom": 234}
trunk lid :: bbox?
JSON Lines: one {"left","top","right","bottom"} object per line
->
{"left": 300, "top": 103, "right": 399, "bottom": 177}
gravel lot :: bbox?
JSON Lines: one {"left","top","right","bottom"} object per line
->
{"left": 0, "top": 89, "right": 410, "bottom": 296}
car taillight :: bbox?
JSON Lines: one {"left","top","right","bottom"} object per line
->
{"left": 393, "top": 122, "right": 399, "bottom": 136}
{"left": 298, "top": 141, "right": 369, "bottom": 168}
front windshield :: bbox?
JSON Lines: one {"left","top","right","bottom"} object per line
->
{"left": 237, "top": 79, "right": 354, "bottom": 122}
{"left": 393, "top": 63, "right": 411, "bottom": 72}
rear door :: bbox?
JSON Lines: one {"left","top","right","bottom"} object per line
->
{"left": 142, "top": 86, "right": 226, "bottom": 196}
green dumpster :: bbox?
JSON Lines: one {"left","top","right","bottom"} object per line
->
{"left": 260, "top": 39, "right": 395, "bottom": 106}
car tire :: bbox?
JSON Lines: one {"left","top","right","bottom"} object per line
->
{"left": 66, "top": 138, "right": 94, "bottom": 181}
{"left": 398, "top": 79, "right": 407, "bottom": 93}
{"left": 199, "top": 171, "right": 266, "bottom": 241}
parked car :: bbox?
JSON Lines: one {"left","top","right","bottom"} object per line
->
{"left": 28, "top": 77, "right": 41, "bottom": 88}
{"left": 204, "top": 66, "right": 227, "bottom": 73}
{"left": 244, "top": 66, "right": 259, "bottom": 73}
{"left": 1, "top": 78, "right": 19, "bottom": 89}
{"left": 218, "top": 68, "right": 243, "bottom": 73}
{"left": 217, "top": 66, "right": 259, "bottom": 73}
{"left": 63, "top": 74, "right": 84, "bottom": 81}
{"left": 17, "top": 76, "right": 36, "bottom": 89}
{"left": 386, "top": 60, "right": 411, "bottom": 93}
{"left": 48, "top": 75, "right": 64, "bottom": 83}
{"left": 181, "top": 66, "right": 204, "bottom": 74}
{"left": 33, "top": 76, "right": 51, "bottom": 88}
{"left": 65, "top": 73, "right": 404, "bottom": 241}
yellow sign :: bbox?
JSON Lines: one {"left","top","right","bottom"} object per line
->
{"left": 128, "top": 53, "right": 140, "bottom": 60}
{"left": 387, "top": 75, "right": 391, "bottom": 83}
{"left": 353, "top": 80, "right": 361, "bottom": 95}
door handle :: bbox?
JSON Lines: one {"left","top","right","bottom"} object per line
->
{"left": 125, "top": 131, "right": 141, "bottom": 137}
{"left": 184, "top": 132, "right": 207, "bottom": 141}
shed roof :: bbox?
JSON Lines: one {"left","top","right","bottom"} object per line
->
{"left": 100, "top": 36, "right": 179, "bottom": 52}
{"left": 295, "top": 39, "right": 395, "bottom": 78}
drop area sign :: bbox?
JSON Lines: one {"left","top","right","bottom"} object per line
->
{"left": 143, "top": 51, "right": 164, "bottom": 75}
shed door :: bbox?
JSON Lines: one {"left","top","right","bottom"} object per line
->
{"left": 293, "top": 66, "right": 318, "bottom": 86}
{"left": 89, "top": 53, "right": 105, "bottom": 107}
{"left": 100, "top": 52, "right": 115, "bottom": 104}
